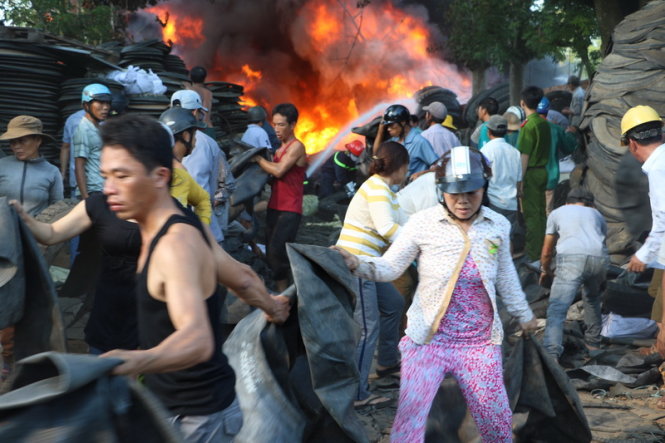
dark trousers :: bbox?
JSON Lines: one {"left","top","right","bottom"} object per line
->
{"left": 266, "top": 209, "right": 302, "bottom": 281}
{"left": 522, "top": 168, "right": 547, "bottom": 261}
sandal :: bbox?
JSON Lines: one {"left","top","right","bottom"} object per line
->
{"left": 354, "top": 394, "right": 393, "bottom": 409}
{"left": 375, "top": 363, "right": 401, "bottom": 378}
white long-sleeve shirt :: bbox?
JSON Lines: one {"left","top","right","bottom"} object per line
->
{"left": 353, "top": 205, "right": 534, "bottom": 345}
{"left": 637, "top": 143, "right": 665, "bottom": 269}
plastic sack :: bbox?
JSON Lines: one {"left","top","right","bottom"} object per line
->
{"left": 601, "top": 312, "right": 658, "bottom": 339}
{"left": 107, "top": 66, "right": 167, "bottom": 95}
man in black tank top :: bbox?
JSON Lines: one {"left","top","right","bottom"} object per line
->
{"left": 97, "top": 115, "right": 290, "bottom": 442}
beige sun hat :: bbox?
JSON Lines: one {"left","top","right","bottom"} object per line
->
{"left": 0, "top": 115, "right": 55, "bottom": 142}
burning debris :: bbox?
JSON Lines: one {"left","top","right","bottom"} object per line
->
{"left": 131, "top": 0, "right": 471, "bottom": 154}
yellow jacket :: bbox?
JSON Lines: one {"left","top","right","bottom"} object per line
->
{"left": 170, "top": 167, "right": 212, "bottom": 224}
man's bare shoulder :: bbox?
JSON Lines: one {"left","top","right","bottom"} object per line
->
{"left": 291, "top": 139, "right": 307, "bottom": 157}
{"left": 151, "top": 223, "right": 211, "bottom": 267}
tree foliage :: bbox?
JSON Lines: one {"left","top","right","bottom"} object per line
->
{"left": 445, "top": 0, "right": 601, "bottom": 78}
{"left": 528, "top": 0, "right": 600, "bottom": 75}
{"left": 3, "top": 0, "right": 114, "bottom": 44}
{"left": 446, "top": 0, "right": 538, "bottom": 71}
{"left": 1, "top": 0, "right": 173, "bottom": 44}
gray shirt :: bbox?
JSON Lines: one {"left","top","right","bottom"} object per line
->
{"left": 0, "top": 155, "right": 63, "bottom": 216}
{"left": 546, "top": 204, "right": 607, "bottom": 257}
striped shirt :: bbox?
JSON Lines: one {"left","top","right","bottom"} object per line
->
{"left": 336, "top": 174, "right": 405, "bottom": 256}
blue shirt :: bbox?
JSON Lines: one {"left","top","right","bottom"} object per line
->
{"left": 391, "top": 129, "right": 438, "bottom": 177}
{"left": 262, "top": 119, "right": 281, "bottom": 151}
{"left": 63, "top": 110, "right": 86, "bottom": 188}
{"left": 183, "top": 130, "right": 224, "bottom": 242}
{"left": 478, "top": 122, "right": 490, "bottom": 149}
{"left": 73, "top": 116, "right": 104, "bottom": 195}
{"left": 241, "top": 124, "right": 271, "bottom": 149}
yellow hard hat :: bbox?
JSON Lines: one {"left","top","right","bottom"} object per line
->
{"left": 442, "top": 114, "right": 457, "bottom": 130}
{"left": 621, "top": 105, "right": 662, "bottom": 138}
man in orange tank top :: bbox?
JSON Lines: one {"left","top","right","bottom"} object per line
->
{"left": 254, "top": 103, "right": 308, "bottom": 291}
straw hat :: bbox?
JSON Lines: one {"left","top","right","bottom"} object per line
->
{"left": 0, "top": 115, "right": 55, "bottom": 142}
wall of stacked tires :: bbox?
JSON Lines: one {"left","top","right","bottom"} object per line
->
{"left": 579, "top": 1, "right": 665, "bottom": 261}
{"left": 0, "top": 26, "right": 247, "bottom": 165}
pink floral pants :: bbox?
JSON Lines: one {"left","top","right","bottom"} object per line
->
{"left": 390, "top": 337, "right": 512, "bottom": 443}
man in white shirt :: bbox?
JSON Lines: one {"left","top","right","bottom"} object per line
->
{"left": 171, "top": 89, "right": 228, "bottom": 242}
{"left": 420, "top": 101, "right": 460, "bottom": 158}
{"left": 481, "top": 115, "right": 522, "bottom": 247}
{"left": 620, "top": 106, "right": 665, "bottom": 358}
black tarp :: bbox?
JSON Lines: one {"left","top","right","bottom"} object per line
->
{"left": 0, "top": 198, "right": 65, "bottom": 363}
{"left": 0, "top": 352, "right": 181, "bottom": 442}
{"left": 224, "top": 244, "right": 367, "bottom": 443}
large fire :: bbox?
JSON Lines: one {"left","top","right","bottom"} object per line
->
{"left": 144, "top": 0, "right": 470, "bottom": 155}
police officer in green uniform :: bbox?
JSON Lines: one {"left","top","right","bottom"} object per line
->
{"left": 517, "top": 86, "right": 551, "bottom": 261}
{"left": 537, "top": 97, "right": 579, "bottom": 213}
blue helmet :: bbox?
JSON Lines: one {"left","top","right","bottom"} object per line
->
{"left": 82, "top": 83, "right": 112, "bottom": 103}
{"left": 537, "top": 97, "right": 550, "bottom": 115}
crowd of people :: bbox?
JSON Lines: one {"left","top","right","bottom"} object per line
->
{"left": 1, "top": 69, "right": 664, "bottom": 442}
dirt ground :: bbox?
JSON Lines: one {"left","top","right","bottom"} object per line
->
{"left": 29, "top": 198, "right": 665, "bottom": 442}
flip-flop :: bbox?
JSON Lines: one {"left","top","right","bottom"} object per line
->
{"left": 354, "top": 394, "right": 393, "bottom": 409}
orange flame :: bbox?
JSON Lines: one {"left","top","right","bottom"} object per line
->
{"left": 145, "top": 1, "right": 470, "bottom": 155}
{"left": 241, "top": 64, "right": 262, "bottom": 81}
{"left": 146, "top": 5, "right": 204, "bottom": 48}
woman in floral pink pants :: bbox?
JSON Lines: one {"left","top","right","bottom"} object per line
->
{"left": 335, "top": 146, "right": 537, "bottom": 442}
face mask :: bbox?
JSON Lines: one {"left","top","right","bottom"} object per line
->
{"left": 390, "top": 184, "right": 401, "bottom": 193}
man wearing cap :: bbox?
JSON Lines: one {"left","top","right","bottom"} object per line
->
{"left": 171, "top": 89, "right": 230, "bottom": 243}
{"left": 241, "top": 106, "right": 271, "bottom": 150}
{"left": 503, "top": 106, "right": 524, "bottom": 148}
{"left": 421, "top": 101, "right": 460, "bottom": 158}
{"left": 74, "top": 83, "right": 111, "bottom": 199}
{"left": 518, "top": 86, "right": 551, "bottom": 262}
{"left": 540, "top": 188, "right": 608, "bottom": 361}
{"left": 481, "top": 115, "right": 522, "bottom": 240}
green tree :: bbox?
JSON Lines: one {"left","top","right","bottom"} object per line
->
{"left": 446, "top": 0, "right": 539, "bottom": 102}
{"left": 530, "top": 0, "right": 599, "bottom": 77}
{"left": 2, "top": 0, "right": 169, "bottom": 44}
{"left": 4, "top": 0, "right": 114, "bottom": 44}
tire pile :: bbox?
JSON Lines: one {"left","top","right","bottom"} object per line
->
{"left": 0, "top": 28, "right": 252, "bottom": 165}
{"left": 413, "top": 86, "right": 462, "bottom": 128}
{"left": 579, "top": 0, "right": 665, "bottom": 259}
{"left": 0, "top": 41, "right": 65, "bottom": 160}
{"left": 206, "top": 82, "right": 248, "bottom": 138}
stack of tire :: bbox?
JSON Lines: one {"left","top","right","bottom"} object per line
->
{"left": 413, "top": 86, "right": 462, "bottom": 128}
{"left": 463, "top": 83, "right": 510, "bottom": 129}
{"left": 0, "top": 41, "right": 65, "bottom": 161}
{"left": 579, "top": 0, "right": 665, "bottom": 261}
